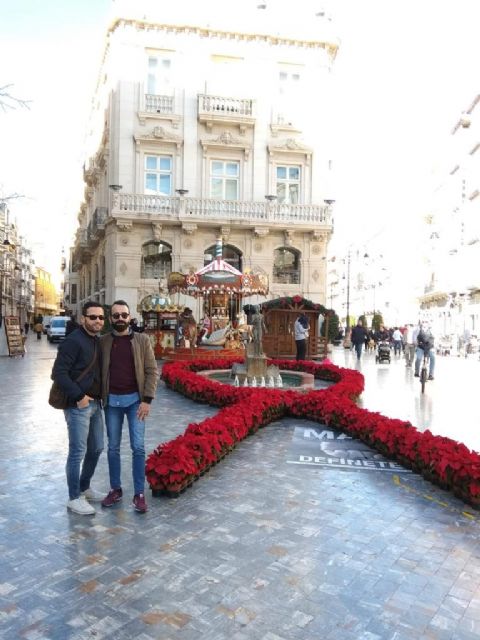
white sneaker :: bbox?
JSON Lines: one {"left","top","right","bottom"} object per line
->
{"left": 81, "top": 487, "right": 104, "bottom": 502}
{"left": 67, "top": 496, "right": 95, "bottom": 515}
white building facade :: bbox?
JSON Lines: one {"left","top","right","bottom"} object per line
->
{"left": 419, "top": 94, "right": 480, "bottom": 340}
{"left": 68, "top": 3, "right": 338, "bottom": 318}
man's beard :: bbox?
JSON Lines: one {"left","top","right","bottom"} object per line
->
{"left": 113, "top": 321, "right": 129, "bottom": 332}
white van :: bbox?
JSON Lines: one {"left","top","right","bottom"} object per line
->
{"left": 47, "top": 316, "right": 68, "bottom": 343}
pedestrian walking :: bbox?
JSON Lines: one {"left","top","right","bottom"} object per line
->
{"left": 24, "top": 322, "right": 29, "bottom": 335}
{"left": 404, "top": 323, "right": 416, "bottom": 367}
{"left": 51, "top": 301, "right": 105, "bottom": 515}
{"left": 34, "top": 319, "right": 43, "bottom": 340}
{"left": 392, "top": 327, "right": 403, "bottom": 356}
{"left": 294, "top": 313, "right": 309, "bottom": 361}
{"left": 351, "top": 320, "right": 368, "bottom": 360}
{"left": 100, "top": 300, "right": 158, "bottom": 513}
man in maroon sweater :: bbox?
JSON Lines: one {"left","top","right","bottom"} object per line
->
{"left": 100, "top": 300, "right": 158, "bottom": 513}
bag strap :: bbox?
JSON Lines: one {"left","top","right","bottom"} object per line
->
{"left": 75, "top": 341, "right": 98, "bottom": 382}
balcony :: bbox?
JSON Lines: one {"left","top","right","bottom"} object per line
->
{"left": 138, "top": 94, "right": 180, "bottom": 126}
{"left": 87, "top": 207, "right": 108, "bottom": 247}
{"left": 198, "top": 94, "right": 255, "bottom": 132}
{"left": 111, "top": 194, "right": 331, "bottom": 230}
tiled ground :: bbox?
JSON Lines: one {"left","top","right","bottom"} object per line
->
{"left": 0, "top": 338, "right": 479, "bottom": 639}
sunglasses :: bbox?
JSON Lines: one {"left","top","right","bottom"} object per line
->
{"left": 85, "top": 314, "right": 105, "bottom": 321}
{"left": 112, "top": 312, "right": 129, "bottom": 320}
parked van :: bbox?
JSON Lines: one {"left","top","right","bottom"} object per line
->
{"left": 47, "top": 316, "right": 68, "bottom": 343}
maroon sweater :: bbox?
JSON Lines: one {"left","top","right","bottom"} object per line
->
{"left": 109, "top": 334, "right": 138, "bottom": 395}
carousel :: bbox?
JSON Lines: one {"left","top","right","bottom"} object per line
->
{"left": 164, "top": 244, "right": 269, "bottom": 361}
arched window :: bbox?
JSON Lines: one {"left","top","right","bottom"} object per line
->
{"left": 273, "top": 247, "right": 300, "bottom": 284}
{"left": 141, "top": 241, "right": 172, "bottom": 279}
{"left": 204, "top": 244, "right": 242, "bottom": 271}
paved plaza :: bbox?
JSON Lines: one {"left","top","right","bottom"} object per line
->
{"left": 1, "top": 338, "right": 480, "bottom": 639}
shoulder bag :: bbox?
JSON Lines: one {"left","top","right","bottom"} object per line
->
{"left": 48, "top": 343, "right": 98, "bottom": 410}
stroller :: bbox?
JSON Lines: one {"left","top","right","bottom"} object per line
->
{"left": 375, "top": 340, "right": 391, "bottom": 364}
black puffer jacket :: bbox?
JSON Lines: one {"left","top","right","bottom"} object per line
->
{"left": 51, "top": 327, "right": 100, "bottom": 406}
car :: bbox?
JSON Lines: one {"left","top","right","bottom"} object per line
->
{"left": 47, "top": 316, "right": 68, "bottom": 342}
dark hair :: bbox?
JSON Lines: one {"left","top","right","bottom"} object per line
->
{"left": 111, "top": 299, "right": 130, "bottom": 313}
{"left": 299, "top": 314, "right": 309, "bottom": 329}
{"left": 82, "top": 300, "right": 104, "bottom": 316}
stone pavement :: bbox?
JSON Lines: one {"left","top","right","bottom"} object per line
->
{"left": 0, "top": 337, "right": 480, "bottom": 640}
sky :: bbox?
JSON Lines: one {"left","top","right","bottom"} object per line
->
{"left": 1, "top": 0, "right": 480, "bottom": 284}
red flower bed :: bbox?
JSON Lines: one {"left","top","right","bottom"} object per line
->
{"left": 146, "top": 358, "right": 480, "bottom": 507}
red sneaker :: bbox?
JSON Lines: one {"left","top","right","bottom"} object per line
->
{"left": 101, "top": 488, "right": 123, "bottom": 507}
{"left": 133, "top": 493, "right": 147, "bottom": 513}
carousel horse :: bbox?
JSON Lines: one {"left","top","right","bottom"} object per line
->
{"left": 177, "top": 312, "right": 198, "bottom": 351}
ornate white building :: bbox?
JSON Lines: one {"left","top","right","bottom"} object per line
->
{"left": 67, "top": 1, "right": 338, "bottom": 318}
{"left": 419, "top": 94, "right": 480, "bottom": 339}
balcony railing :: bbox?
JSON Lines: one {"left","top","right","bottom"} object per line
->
{"left": 198, "top": 94, "right": 253, "bottom": 117}
{"left": 112, "top": 194, "right": 331, "bottom": 226}
{"left": 144, "top": 94, "right": 174, "bottom": 114}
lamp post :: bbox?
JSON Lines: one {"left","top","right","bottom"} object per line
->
{"left": 345, "top": 250, "right": 351, "bottom": 330}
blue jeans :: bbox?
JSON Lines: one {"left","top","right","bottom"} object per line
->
{"left": 64, "top": 400, "right": 104, "bottom": 500}
{"left": 353, "top": 342, "right": 363, "bottom": 359}
{"left": 105, "top": 393, "right": 145, "bottom": 495}
{"left": 415, "top": 347, "right": 436, "bottom": 377}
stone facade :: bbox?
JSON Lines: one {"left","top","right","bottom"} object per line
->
{"left": 67, "top": 4, "right": 338, "bottom": 319}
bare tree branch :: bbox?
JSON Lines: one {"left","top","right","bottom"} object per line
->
{"left": 0, "top": 84, "right": 31, "bottom": 112}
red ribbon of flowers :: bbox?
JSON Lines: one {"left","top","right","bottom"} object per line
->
{"left": 146, "top": 358, "right": 480, "bottom": 507}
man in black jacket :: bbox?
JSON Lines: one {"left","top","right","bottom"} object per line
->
{"left": 351, "top": 320, "right": 368, "bottom": 360}
{"left": 51, "top": 301, "right": 105, "bottom": 515}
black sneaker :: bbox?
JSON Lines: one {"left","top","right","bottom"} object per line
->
{"left": 414, "top": 373, "right": 419, "bottom": 377}
{"left": 428, "top": 375, "right": 434, "bottom": 381}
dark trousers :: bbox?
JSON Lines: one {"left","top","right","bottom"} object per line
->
{"left": 353, "top": 342, "right": 363, "bottom": 359}
{"left": 296, "top": 339, "right": 306, "bottom": 361}
{"left": 36, "top": 331, "right": 42, "bottom": 340}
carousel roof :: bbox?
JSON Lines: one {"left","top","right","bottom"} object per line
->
{"left": 195, "top": 258, "right": 242, "bottom": 277}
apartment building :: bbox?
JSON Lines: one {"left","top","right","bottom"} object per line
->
{"left": 419, "top": 94, "right": 480, "bottom": 338}
{"left": 68, "top": 2, "right": 338, "bottom": 318}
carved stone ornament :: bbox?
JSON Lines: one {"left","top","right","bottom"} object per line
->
{"left": 220, "top": 226, "right": 231, "bottom": 243}
{"left": 311, "top": 230, "right": 325, "bottom": 241}
{"left": 312, "top": 269, "right": 320, "bottom": 282}
{"left": 120, "top": 237, "right": 129, "bottom": 246}
{"left": 284, "top": 229, "right": 294, "bottom": 246}
{"left": 254, "top": 242, "right": 263, "bottom": 252}
{"left": 119, "top": 262, "right": 127, "bottom": 275}
{"left": 311, "top": 244, "right": 321, "bottom": 255}
{"left": 183, "top": 238, "right": 193, "bottom": 249}
{"left": 116, "top": 220, "right": 132, "bottom": 232}
{"left": 152, "top": 223, "right": 162, "bottom": 241}
{"left": 182, "top": 223, "right": 197, "bottom": 235}
{"left": 253, "top": 227, "right": 270, "bottom": 238}
{"left": 134, "top": 127, "right": 183, "bottom": 147}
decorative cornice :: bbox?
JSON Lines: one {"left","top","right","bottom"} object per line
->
{"left": 134, "top": 126, "right": 183, "bottom": 150}
{"left": 200, "top": 130, "right": 251, "bottom": 158}
{"left": 268, "top": 138, "right": 312, "bottom": 157}
{"left": 108, "top": 19, "right": 339, "bottom": 60}
{"left": 254, "top": 227, "right": 270, "bottom": 237}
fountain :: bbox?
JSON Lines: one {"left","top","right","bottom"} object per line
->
{"left": 197, "top": 306, "right": 317, "bottom": 391}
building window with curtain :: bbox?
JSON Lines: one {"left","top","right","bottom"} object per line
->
{"left": 145, "top": 155, "right": 172, "bottom": 195}
{"left": 210, "top": 160, "right": 239, "bottom": 200}
{"left": 276, "top": 165, "right": 300, "bottom": 204}
{"left": 273, "top": 247, "right": 300, "bottom": 284}
{"left": 141, "top": 241, "right": 172, "bottom": 279}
